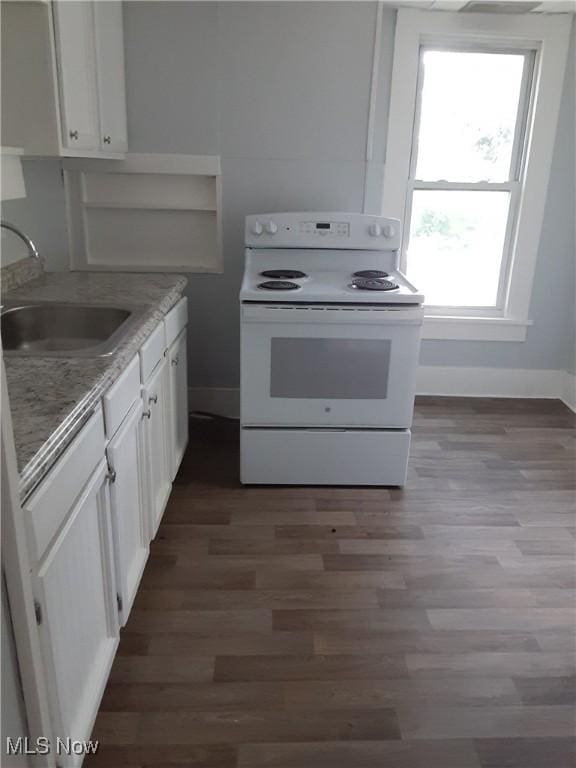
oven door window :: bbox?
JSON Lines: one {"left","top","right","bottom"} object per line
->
{"left": 270, "top": 337, "right": 391, "bottom": 399}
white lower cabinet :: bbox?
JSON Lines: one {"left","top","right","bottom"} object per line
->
{"left": 106, "top": 399, "right": 148, "bottom": 625}
{"left": 33, "top": 460, "right": 118, "bottom": 767}
{"left": 142, "top": 356, "right": 172, "bottom": 537}
{"left": 167, "top": 328, "right": 189, "bottom": 480}
{"left": 21, "top": 304, "right": 188, "bottom": 759}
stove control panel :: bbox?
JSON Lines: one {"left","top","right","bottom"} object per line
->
{"left": 245, "top": 213, "right": 401, "bottom": 250}
{"left": 299, "top": 221, "right": 350, "bottom": 237}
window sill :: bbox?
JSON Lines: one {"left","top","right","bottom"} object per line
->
{"left": 422, "top": 315, "right": 530, "bottom": 342}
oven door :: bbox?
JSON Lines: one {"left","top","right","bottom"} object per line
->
{"left": 241, "top": 303, "right": 423, "bottom": 428}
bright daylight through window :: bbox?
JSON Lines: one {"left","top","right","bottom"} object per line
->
{"left": 405, "top": 48, "right": 532, "bottom": 310}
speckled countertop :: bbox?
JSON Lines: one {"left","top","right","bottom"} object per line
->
{"left": 2, "top": 271, "right": 187, "bottom": 500}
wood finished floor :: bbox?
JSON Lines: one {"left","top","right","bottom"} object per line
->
{"left": 87, "top": 397, "right": 576, "bottom": 768}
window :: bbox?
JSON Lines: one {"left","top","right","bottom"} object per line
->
{"left": 375, "top": 9, "right": 572, "bottom": 341}
{"left": 407, "top": 47, "right": 533, "bottom": 310}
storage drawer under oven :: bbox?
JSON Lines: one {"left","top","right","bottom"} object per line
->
{"left": 241, "top": 427, "right": 411, "bottom": 486}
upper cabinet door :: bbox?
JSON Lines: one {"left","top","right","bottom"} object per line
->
{"left": 52, "top": 1, "right": 100, "bottom": 151}
{"left": 1, "top": 1, "right": 128, "bottom": 156}
{"left": 94, "top": 0, "right": 128, "bottom": 153}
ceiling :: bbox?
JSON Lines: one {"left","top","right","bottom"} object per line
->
{"left": 389, "top": 1, "right": 576, "bottom": 13}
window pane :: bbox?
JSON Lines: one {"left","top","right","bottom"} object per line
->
{"left": 415, "top": 50, "right": 526, "bottom": 183}
{"left": 406, "top": 190, "right": 510, "bottom": 307}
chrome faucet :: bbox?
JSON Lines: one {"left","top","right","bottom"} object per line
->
{"left": 1, "top": 220, "right": 40, "bottom": 259}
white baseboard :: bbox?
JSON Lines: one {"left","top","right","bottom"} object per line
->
{"left": 189, "top": 367, "right": 576, "bottom": 419}
{"left": 561, "top": 371, "right": 576, "bottom": 413}
{"left": 416, "top": 366, "right": 564, "bottom": 400}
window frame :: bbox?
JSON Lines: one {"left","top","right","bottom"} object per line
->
{"left": 370, "top": 8, "right": 572, "bottom": 341}
{"left": 405, "top": 43, "right": 535, "bottom": 318}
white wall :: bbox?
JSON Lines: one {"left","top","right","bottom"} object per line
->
{"left": 122, "top": 1, "right": 575, "bottom": 391}
{"left": 1, "top": 158, "right": 69, "bottom": 271}
{"left": 5, "top": 2, "right": 573, "bottom": 393}
{"left": 124, "top": 0, "right": 388, "bottom": 389}
{"left": 420, "top": 29, "right": 576, "bottom": 374}
{"left": 564, "top": 29, "right": 576, "bottom": 377}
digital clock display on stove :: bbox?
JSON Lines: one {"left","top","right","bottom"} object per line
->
{"left": 299, "top": 221, "right": 349, "bottom": 236}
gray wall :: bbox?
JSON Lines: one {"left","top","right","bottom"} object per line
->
{"left": 420, "top": 31, "right": 576, "bottom": 373}
{"left": 124, "top": 1, "right": 380, "bottom": 389}
{"left": 563, "top": 32, "right": 576, "bottom": 376}
{"left": 1, "top": 158, "right": 68, "bottom": 271}
{"left": 6, "top": 2, "right": 574, "bottom": 387}
{"left": 122, "top": 1, "right": 575, "bottom": 388}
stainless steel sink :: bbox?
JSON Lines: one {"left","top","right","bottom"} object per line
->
{"left": 1, "top": 301, "right": 147, "bottom": 357}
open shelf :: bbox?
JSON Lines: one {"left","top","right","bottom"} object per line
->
{"left": 65, "top": 154, "right": 222, "bottom": 273}
{"left": 82, "top": 202, "right": 218, "bottom": 212}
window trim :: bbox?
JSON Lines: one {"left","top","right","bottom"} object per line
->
{"left": 405, "top": 45, "right": 534, "bottom": 317}
{"left": 367, "top": 8, "right": 572, "bottom": 342}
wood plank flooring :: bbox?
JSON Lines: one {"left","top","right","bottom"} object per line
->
{"left": 87, "top": 397, "right": 576, "bottom": 767}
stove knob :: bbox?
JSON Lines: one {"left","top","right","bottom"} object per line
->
{"left": 382, "top": 224, "right": 396, "bottom": 239}
{"left": 265, "top": 221, "right": 278, "bottom": 235}
{"left": 251, "top": 221, "right": 263, "bottom": 235}
{"left": 369, "top": 223, "right": 382, "bottom": 237}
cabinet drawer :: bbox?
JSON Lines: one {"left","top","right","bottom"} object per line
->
{"left": 164, "top": 297, "right": 188, "bottom": 348}
{"left": 102, "top": 355, "right": 140, "bottom": 438}
{"left": 139, "top": 322, "right": 166, "bottom": 383}
{"left": 25, "top": 406, "right": 106, "bottom": 562}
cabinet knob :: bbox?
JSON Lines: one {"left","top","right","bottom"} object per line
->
{"left": 171, "top": 356, "right": 179, "bottom": 366}
{"left": 143, "top": 409, "right": 151, "bottom": 419}
{"left": 106, "top": 467, "right": 117, "bottom": 484}
{"left": 148, "top": 394, "right": 158, "bottom": 404}
{"left": 69, "top": 129, "right": 79, "bottom": 141}
{"left": 103, "top": 135, "right": 112, "bottom": 145}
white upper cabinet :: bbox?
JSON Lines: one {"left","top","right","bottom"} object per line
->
{"left": 1, "top": 1, "right": 128, "bottom": 158}
{"left": 94, "top": 0, "right": 128, "bottom": 153}
{"left": 53, "top": 1, "right": 101, "bottom": 151}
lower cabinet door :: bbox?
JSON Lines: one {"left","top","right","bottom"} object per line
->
{"left": 167, "top": 328, "right": 189, "bottom": 480}
{"left": 33, "top": 460, "right": 118, "bottom": 765}
{"left": 142, "top": 356, "right": 171, "bottom": 538}
{"left": 106, "top": 399, "right": 148, "bottom": 625}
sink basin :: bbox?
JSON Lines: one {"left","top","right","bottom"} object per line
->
{"left": 1, "top": 301, "right": 146, "bottom": 357}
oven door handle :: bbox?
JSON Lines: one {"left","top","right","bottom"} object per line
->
{"left": 242, "top": 304, "right": 423, "bottom": 325}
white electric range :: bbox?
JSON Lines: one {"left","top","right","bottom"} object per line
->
{"left": 239, "top": 212, "right": 424, "bottom": 486}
